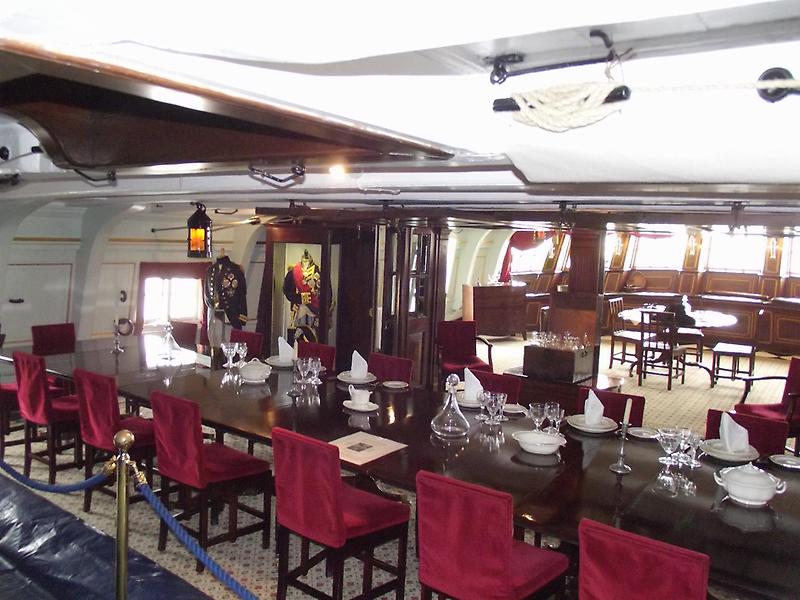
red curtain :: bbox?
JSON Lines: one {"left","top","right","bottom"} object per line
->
{"left": 498, "top": 231, "right": 554, "bottom": 283}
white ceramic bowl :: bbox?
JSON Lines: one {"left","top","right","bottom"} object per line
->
{"left": 714, "top": 463, "right": 786, "bottom": 506}
{"left": 512, "top": 431, "right": 567, "bottom": 455}
{"left": 239, "top": 358, "right": 272, "bottom": 381}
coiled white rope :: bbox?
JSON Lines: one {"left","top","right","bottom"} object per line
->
{"left": 510, "top": 78, "right": 800, "bottom": 133}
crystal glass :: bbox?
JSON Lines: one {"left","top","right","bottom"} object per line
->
{"left": 296, "top": 356, "right": 312, "bottom": 385}
{"left": 431, "top": 374, "right": 470, "bottom": 438}
{"left": 684, "top": 431, "right": 704, "bottom": 468}
{"left": 528, "top": 403, "right": 546, "bottom": 431}
{"left": 544, "top": 401, "right": 562, "bottom": 434}
{"left": 478, "top": 423, "right": 505, "bottom": 453}
{"left": 220, "top": 341, "right": 237, "bottom": 369}
{"left": 676, "top": 426, "right": 692, "bottom": 466}
{"left": 476, "top": 390, "right": 488, "bottom": 422}
{"left": 495, "top": 392, "right": 509, "bottom": 422}
{"left": 483, "top": 392, "right": 502, "bottom": 426}
{"left": 309, "top": 356, "right": 322, "bottom": 385}
{"left": 234, "top": 342, "right": 248, "bottom": 365}
{"left": 657, "top": 427, "right": 682, "bottom": 467}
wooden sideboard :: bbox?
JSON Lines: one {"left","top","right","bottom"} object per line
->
{"left": 471, "top": 284, "right": 527, "bottom": 337}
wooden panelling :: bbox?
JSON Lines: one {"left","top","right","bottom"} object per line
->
{"left": 703, "top": 272, "right": 758, "bottom": 294}
{"left": 473, "top": 285, "right": 527, "bottom": 337}
{"left": 761, "top": 277, "right": 780, "bottom": 298}
{"left": 784, "top": 277, "right": 800, "bottom": 298}
{"left": 604, "top": 271, "right": 623, "bottom": 293}
{"left": 630, "top": 270, "right": 679, "bottom": 291}
{"left": 678, "top": 271, "right": 697, "bottom": 295}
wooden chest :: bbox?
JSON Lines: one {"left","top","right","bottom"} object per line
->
{"left": 522, "top": 344, "right": 594, "bottom": 383}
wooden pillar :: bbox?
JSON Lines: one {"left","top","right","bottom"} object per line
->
{"left": 548, "top": 227, "right": 604, "bottom": 378}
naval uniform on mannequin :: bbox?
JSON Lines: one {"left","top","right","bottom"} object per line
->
{"left": 204, "top": 250, "right": 248, "bottom": 335}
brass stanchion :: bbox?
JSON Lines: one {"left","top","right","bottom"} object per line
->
{"left": 114, "top": 430, "right": 134, "bottom": 600}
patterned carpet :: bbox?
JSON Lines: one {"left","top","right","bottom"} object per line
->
{"left": 0, "top": 338, "right": 794, "bottom": 599}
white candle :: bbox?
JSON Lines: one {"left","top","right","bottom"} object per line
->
{"left": 623, "top": 398, "right": 632, "bottom": 425}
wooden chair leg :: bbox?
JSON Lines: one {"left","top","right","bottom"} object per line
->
{"left": 47, "top": 426, "right": 57, "bottom": 484}
{"left": 197, "top": 490, "right": 209, "bottom": 572}
{"left": 228, "top": 496, "right": 238, "bottom": 543}
{"left": 83, "top": 446, "right": 95, "bottom": 512}
{"left": 158, "top": 476, "right": 171, "bottom": 551}
{"left": 23, "top": 422, "right": 32, "bottom": 478}
{"left": 247, "top": 440, "right": 255, "bottom": 455}
{"left": 331, "top": 551, "right": 345, "bottom": 600}
{"left": 276, "top": 525, "right": 290, "bottom": 600}
{"left": 396, "top": 524, "right": 408, "bottom": 600}
{"left": 262, "top": 481, "right": 270, "bottom": 549}
{"left": 362, "top": 549, "right": 373, "bottom": 596}
{"left": 420, "top": 585, "right": 434, "bottom": 600}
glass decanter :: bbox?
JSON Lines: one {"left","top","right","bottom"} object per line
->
{"left": 431, "top": 374, "right": 470, "bottom": 438}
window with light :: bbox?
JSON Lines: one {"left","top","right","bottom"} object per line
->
{"left": 142, "top": 277, "right": 203, "bottom": 328}
{"left": 632, "top": 227, "right": 688, "bottom": 270}
{"left": 705, "top": 226, "right": 767, "bottom": 273}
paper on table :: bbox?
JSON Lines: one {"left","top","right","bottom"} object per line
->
{"left": 720, "top": 412, "right": 750, "bottom": 453}
{"left": 277, "top": 337, "right": 294, "bottom": 362}
{"left": 584, "top": 390, "right": 605, "bottom": 426}
{"left": 463, "top": 368, "right": 484, "bottom": 402}
{"left": 329, "top": 431, "right": 407, "bottom": 466}
{"left": 350, "top": 350, "right": 368, "bottom": 379}
{"left": 348, "top": 384, "right": 372, "bottom": 406}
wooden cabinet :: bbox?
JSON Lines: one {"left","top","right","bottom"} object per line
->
{"left": 472, "top": 285, "right": 527, "bottom": 337}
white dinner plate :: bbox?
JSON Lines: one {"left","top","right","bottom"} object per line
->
{"left": 503, "top": 403, "right": 527, "bottom": 415}
{"left": 343, "top": 400, "right": 379, "bottom": 412}
{"left": 700, "top": 439, "right": 759, "bottom": 462}
{"left": 628, "top": 426, "right": 659, "bottom": 440}
{"left": 768, "top": 454, "right": 800, "bottom": 470}
{"left": 455, "top": 391, "right": 481, "bottom": 409}
{"left": 266, "top": 356, "right": 294, "bottom": 368}
{"left": 382, "top": 380, "right": 409, "bottom": 389}
{"left": 337, "top": 371, "right": 377, "bottom": 384}
{"left": 566, "top": 414, "right": 618, "bottom": 434}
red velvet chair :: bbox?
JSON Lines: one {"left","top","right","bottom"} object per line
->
{"left": 436, "top": 320, "right": 493, "bottom": 381}
{"left": 12, "top": 351, "right": 82, "bottom": 484}
{"left": 31, "top": 322, "right": 76, "bottom": 356}
{"left": 150, "top": 391, "right": 272, "bottom": 571}
{"left": 577, "top": 388, "right": 646, "bottom": 427}
{"left": 272, "top": 427, "right": 410, "bottom": 600}
{"left": 73, "top": 368, "right": 156, "bottom": 512}
{"left": 0, "top": 382, "right": 23, "bottom": 461}
{"left": 297, "top": 341, "right": 336, "bottom": 373}
{"left": 736, "top": 356, "right": 800, "bottom": 454}
{"left": 706, "top": 409, "right": 788, "bottom": 457}
{"left": 229, "top": 329, "right": 264, "bottom": 360}
{"left": 169, "top": 321, "right": 198, "bottom": 348}
{"left": 367, "top": 352, "right": 414, "bottom": 384}
{"left": 472, "top": 370, "right": 522, "bottom": 404}
{"left": 416, "top": 470, "right": 568, "bottom": 600}
{"left": 578, "top": 518, "right": 710, "bottom": 600}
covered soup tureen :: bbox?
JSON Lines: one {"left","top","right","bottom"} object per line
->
{"left": 714, "top": 463, "right": 786, "bottom": 507}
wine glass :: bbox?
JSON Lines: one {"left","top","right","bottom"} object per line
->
{"left": 309, "top": 356, "right": 322, "bottom": 385}
{"left": 234, "top": 342, "right": 248, "bottom": 365}
{"left": 476, "top": 390, "right": 488, "bottom": 422}
{"left": 657, "top": 427, "right": 682, "bottom": 467}
{"left": 220, "top": 342, "right": 237, "bottom": 370}
{"left": 684, "top": 431, "right": 704, "bottom": 468}
{"left": 484, "top": 392, "right": 501, "bottom": 426}
{"left": 546, "top": 403, "right": 565, "bottom": 435}
{"left": 495, "top": 392, "right": 509, "bottom": 422}
{"left": 528, "top": 403, "right": 546, "bottom": 431}
{"left": 297, "top": 357, "right": 311, "bottom": 385}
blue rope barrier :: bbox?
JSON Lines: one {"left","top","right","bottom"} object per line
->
{"left": 0, "top": 459, "right": 108, "bottom": 493}
{"left": 137, "top": 483, "right": 259, "bottom": 600}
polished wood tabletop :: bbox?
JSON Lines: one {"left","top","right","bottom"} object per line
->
{"left": 619, "top": 307, "right": 738, "bottom": 329}
{"left": 2, "top": 340, "right": 797, "bottom": 598}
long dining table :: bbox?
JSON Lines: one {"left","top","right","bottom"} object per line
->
{"left": 2, "top": 338, "right": 799, "bottom": 599}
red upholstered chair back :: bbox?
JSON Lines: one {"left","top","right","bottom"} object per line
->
{"left": 150, "top": 391, "right": 206, "bottom": 488}
{"left": 416, "top": 470, "right": 512, "bottom": 599}
{"left": 297, "top": 341, "right": 336, "bottom": 373}
{"left": 271, "top": 427, "right": 345, "bottom": 548}
{"left": 577, "top": 387, "right": 646, "bottom": 427}
{"left": 367, "top": 352, "right": 414, "bottom": 384}
{"left": 436, "top": 320, "right": 477, "bottom": 362}
{"left": 706, "top": 409, "right": 789, "bottom": 457}
{"left": 229, "top": 329, "right": 264, "bottom": 360}
{"left": 13, "top": 351, "right": 52, "bottom": 425}
{"left": 170, "top": 321, "right": 198, "bottom": 348}
{"left": 579, "top": 518, "right": 709, "bottom": 600}
{"left": 31, "top": 322, "right": 76, "bottom": 356}
{"left": 73, "top": 369, "right": 122, "bottom": 452}
{"left": 781, "top": 357, "right": 800, "bottom": 417}
{"left": 472, "top": 370, "right": 522, "bottom": 404}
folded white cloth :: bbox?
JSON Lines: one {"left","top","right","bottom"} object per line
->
{"left": 348, "top": 384, "right": 372, "bottom": 406}
{"left": 584, "top": 390, "right": 605, "bottom": 426}
{"left": 350, "top": 350, "right": 368, "bottom": 379}
{"left": 463, "top": 368, "right": 484, "bottom": 402}
{"left": 277, "top": 337, "right": 294, "bottom": 362}
{"left": 720, "top": 412, "right": 750, "bottom": 453}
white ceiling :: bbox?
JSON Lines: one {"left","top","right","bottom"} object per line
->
{"left": 1, "top": 1, "right": 800, "bottom": 218}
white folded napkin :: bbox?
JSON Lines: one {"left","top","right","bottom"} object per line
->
{"left": 463, "top": 368, "right": 484, "bottom": 402}
{"left": 720, "top": 412, "right": 749, "bottom": 453}
{"left": 348, "top": 384, "right": 372, "bottom": 406}
{"left": 350, "top": 350, "right": 368, "bottom": 379}
{"left": 584, "top": 390, "right": 605, "bottom": 426}
{"left": 278, "top": 337, "right": 294, "bottom": 362}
